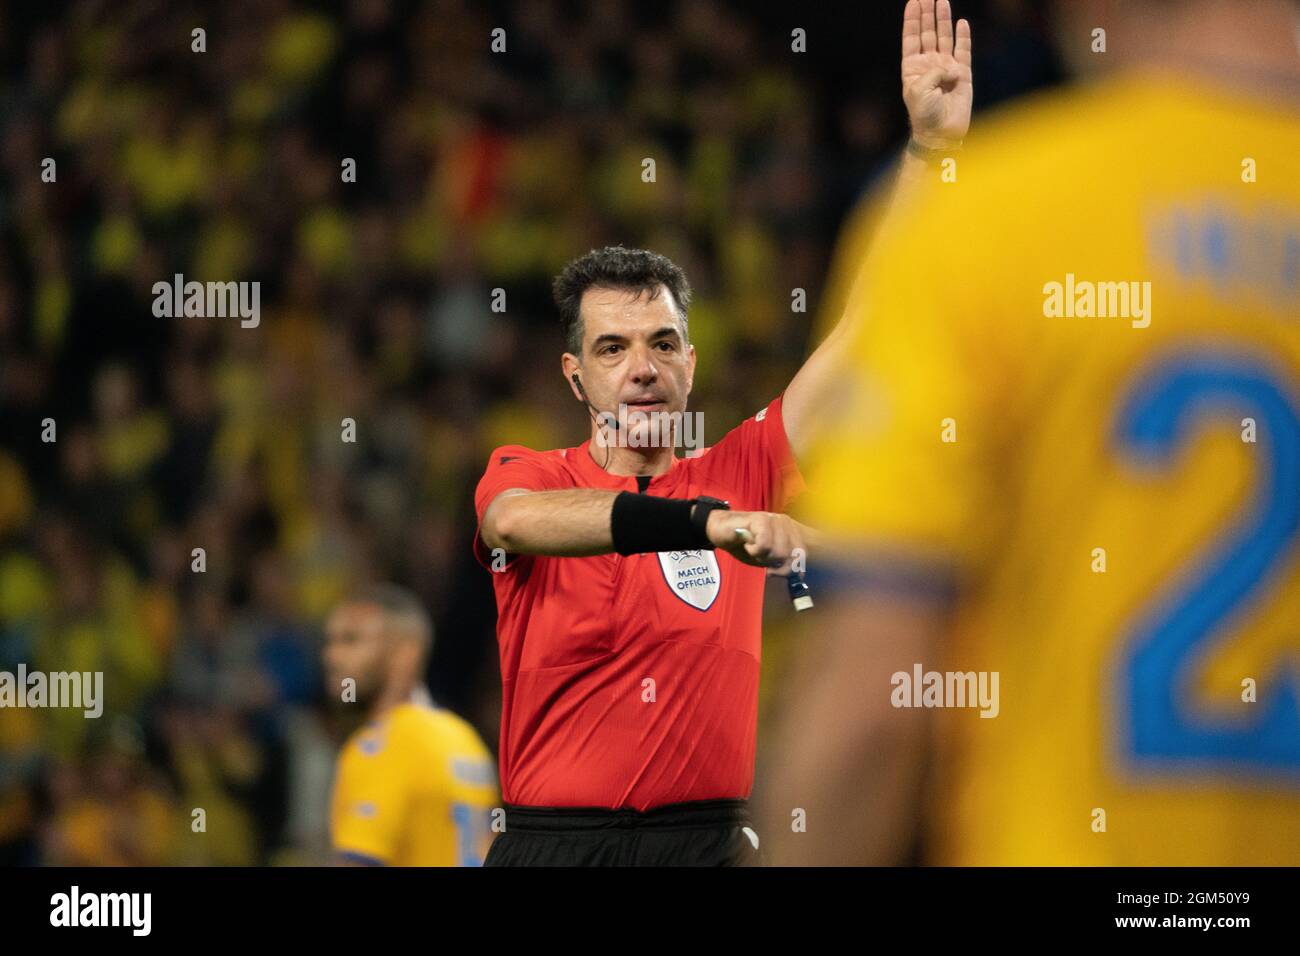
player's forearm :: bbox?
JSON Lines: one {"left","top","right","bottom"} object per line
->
{"left": 760, "top": 594, "right": 938, "bottom": 864}
{"left": 766, "top": 749, "right": 926, "bottom": 866}
{"left": 765, "top": 708, "right": 929, "bottom": 865}
{"left": 482, "top": 488, "right": 620, "bottom": 557}
{"left": 762, "top": 672, "right": 929, "bottom": 865}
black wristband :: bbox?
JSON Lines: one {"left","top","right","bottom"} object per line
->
{"left": 610, "top": 492, "right": 715, "bottom": 555}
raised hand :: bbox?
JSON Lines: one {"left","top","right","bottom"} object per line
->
{"left": 901, "top": 0, "right": 973, "bottom": 149}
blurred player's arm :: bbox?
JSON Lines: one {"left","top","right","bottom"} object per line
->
{"left": 764, "top": 2, "right": 981, "bottom": 864}
{"left": 330, "top": 744, "right": 407, "bottom": 866}
{"left": 760, "top": 586, "right": 947, "bottom": 865}
{"left": 781, "top": 0, "right": 971, "bottom": 462}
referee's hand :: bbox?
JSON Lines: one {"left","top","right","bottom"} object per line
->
{"left": 705, "top": 509, "right": 815, "bottom": 573}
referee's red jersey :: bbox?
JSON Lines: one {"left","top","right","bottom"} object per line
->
{"left": 473, "top": 394, "right": 804, "bottom": 811}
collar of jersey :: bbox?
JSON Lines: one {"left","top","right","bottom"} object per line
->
{"left": 571, "top": 439, "right": 682, "bottom": 492}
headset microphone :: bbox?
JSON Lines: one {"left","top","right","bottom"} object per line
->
{"left": 572, "top": 374, "right": 619, "bottom": 429}
{"left": 572, "top": 373, "right": 616, "bottom": 470}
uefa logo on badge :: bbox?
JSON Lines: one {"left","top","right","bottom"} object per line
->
{"left": 657, "top": 549, "right": 722, "bottom": 611}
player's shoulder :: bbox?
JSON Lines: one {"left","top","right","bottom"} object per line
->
{"left": 871, "top": 76, "right": 1194, "bottom": 266}
{"left": 390, "top": 704, "right": 495, "bottom": 791}
{"left": 956, "top": 73, "right": 1275, "bottom": 195}
{"left": 946, "top": 78, "right": 1153, "bottom": 195}
{"left": 391, "top": 703, "right": 489, "bottom": 758}
{"left": 971, "top": 75, "right": 1140, "bottom": 144}
{"left": 338, "top": 718, "right": 393, "bottom": 769}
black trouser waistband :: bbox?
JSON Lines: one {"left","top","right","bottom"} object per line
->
{"left": 502, "top": 798, "right": 751, "bottom": 832}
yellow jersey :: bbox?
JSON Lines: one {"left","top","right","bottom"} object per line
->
{"left": 330, "top": 701, "right": 498, "bottom": 866}
{"left": 804, "top": 71, "right": 1300, "bottom": 865}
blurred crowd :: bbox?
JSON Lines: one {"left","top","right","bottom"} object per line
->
{"left": 0, "top": 0, "right": 1057, "bottom": 864}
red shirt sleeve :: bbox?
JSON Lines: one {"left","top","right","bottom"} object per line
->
{"left": 696, "top": 393, "right": 806, "bottom": 513}
{"left": 472, "top": 445, "right": 572, "bottom": 569}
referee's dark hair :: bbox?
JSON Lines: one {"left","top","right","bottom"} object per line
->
{"left": 553, "top": 246, "right": 693, "bottom": 356}
{"left": 347, "top": 583, "right": 433, "bottom": 661}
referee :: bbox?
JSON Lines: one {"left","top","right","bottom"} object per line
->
{"left": 473, "top": 240, "right": 811, "bottom": 868}
{"left": 473, "top": 244, "right": 825, "bottom": 866}
{"left": 472, "top": 0, "right": 971, "bottom": 865}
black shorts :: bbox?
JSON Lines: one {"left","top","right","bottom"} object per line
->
{"left": 483, "top": 798, "right": 764, "bottom": 867}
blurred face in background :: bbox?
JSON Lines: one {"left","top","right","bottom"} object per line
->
{"left": 1051, "top": 0, "right": 1300, "bottom": 77}
{"left": 323, "top": 601, "right": 415, "bottom": 709}
{"left": 566, "top": 284, "right": 696, "bottom": 450}
{"left": 1054, "top": 0, "right": 1182, "bottom": 77}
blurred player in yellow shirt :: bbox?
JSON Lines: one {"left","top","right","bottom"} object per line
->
{"left": 763, "top": 0, "right": 1300, "bottom": 865}
{"left": 325, "top": 585, "right": 497, "bottom": 866}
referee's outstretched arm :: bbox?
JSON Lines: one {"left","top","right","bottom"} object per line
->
{"left": 482, "top": 486, "right": 811, "bottom": 572}
{"left": 779, "top": 0, "right": 972, "bottom": 465}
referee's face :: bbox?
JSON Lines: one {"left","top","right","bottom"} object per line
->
{"left": 564, "top": 284, "right": 696, "bottom": 450}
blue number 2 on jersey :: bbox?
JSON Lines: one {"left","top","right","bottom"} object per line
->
{"left": 1115, "top": 350, "right": 1300, "bottom": 775}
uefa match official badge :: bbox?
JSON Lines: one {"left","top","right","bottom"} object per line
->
{"left": 657, "top": 549, "right": 722, "bottom": 611}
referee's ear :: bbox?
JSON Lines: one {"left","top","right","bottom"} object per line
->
{"left": 561, "top": 353, "right": 584, "bottom": 403}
